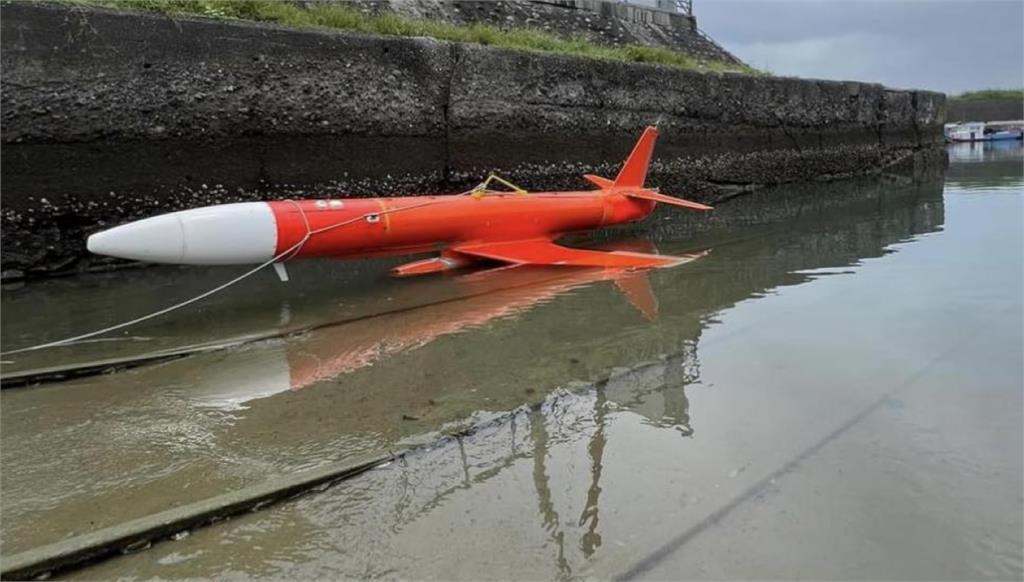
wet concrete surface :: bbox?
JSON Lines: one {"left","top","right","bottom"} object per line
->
{"left": 1, "top": 142, "right": 1021, "bottom": 579}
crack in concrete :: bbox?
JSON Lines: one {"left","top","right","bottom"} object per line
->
{"left": 441, "top": 42, "right": 460, "bottom": 186}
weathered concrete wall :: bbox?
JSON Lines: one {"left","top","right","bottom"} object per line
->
{"left": 947, "top": 97, "right": 1023, "bottom": 122}
{"left": 306, "top": 0, "right": 743, "bottom": 64}
{"left": 0, "top": 2, "right": 945, "bottom": 278}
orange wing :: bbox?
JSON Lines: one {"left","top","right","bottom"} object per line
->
{"left": 624, "top": 190, "right": 713, "bottom": 211}
{"left": 451, "top": 240, "right": 695, "bottom": 269}
{"left": 583, "top": 174, "right": 615, "bottom": 189}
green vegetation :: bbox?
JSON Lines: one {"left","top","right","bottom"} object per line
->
{"left": 951, "top": 89, "right": 1024, "bottom": 101}
{"left": 64, "top": 0, "right": 756, "bottom": 74}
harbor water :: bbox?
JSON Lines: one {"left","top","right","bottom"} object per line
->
{"left": 1, "top": 141, "right": 1021, "bottom": 579}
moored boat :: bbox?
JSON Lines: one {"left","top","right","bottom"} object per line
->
{"left": 945, "top": 121, "right": 1023, "bottom": 142}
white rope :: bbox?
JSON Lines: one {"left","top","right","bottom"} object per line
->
{"left": 0, "top": 237, "right": 307, "bottom": 357}
{"left": 1, "top": 189, "right": 484, "bottom": 358}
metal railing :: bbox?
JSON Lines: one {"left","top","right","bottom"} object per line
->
{"left": 617, "top": 0, "right": 693, "bottom": 16}
{"left": 674, "top": 0, "right": 694, "bottom": 15}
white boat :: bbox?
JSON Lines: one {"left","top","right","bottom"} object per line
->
{"left": 945, "top": 121, "right": 1023, "bottom": 143}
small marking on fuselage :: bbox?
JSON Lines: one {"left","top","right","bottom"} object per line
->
{"left": 377, "top": 199, "right": 391, "bottom": 232}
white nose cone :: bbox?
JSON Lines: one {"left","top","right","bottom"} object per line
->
{"left": 87, "top": 202, "right": 278, "bottom": 265}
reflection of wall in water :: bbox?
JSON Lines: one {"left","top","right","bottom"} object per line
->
{"left": 604, "top": 341, "right": 699, "bottom": 436}
{"left": 945, "top": 142, "right": 1024, "bottom": 190}
{"left": 300, "top": 350, "right": 706, "bottom": 579}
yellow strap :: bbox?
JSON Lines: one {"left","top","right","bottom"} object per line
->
{"left": 471, "top": 173, "right": 528, "bottom": 198}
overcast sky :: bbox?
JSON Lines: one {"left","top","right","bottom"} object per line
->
{"left": 696, "top": 0, "right": 1023, "bottom": 94}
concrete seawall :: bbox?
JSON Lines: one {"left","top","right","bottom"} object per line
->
{"left": 0, "top": 2, "right": 945, "bottom": 278}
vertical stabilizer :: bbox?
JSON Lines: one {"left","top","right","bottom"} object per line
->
{"left": 613, "top": 126, "right": 658, "bottom": 188}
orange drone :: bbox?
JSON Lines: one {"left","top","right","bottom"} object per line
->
{"left": 87, "top": 126, "right": 712, "bottom": 279}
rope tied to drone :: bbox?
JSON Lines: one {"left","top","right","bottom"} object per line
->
{"left": 0, "top": 175, "right": 530, "bottom": 358}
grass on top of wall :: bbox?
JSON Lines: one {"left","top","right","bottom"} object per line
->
{"left": 63, "top": 0, "right": 758, "bottom": 75}
{"left": 950, "top": 89, "right": 1024, "bottom": 101}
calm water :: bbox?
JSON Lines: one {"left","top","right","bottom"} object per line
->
{"left": 1, "top": 142, "right": 1021, "bottom": 580}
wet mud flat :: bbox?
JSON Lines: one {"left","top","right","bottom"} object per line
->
{"left": 2, "top": 147, "right": 1022, "bottom": 579}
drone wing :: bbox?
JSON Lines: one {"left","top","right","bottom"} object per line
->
{"left": 451, "top": 239, "right": 692, "bottom": 269}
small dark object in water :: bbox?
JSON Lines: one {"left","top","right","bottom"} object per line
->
{"left": 402, "top": 414, "right": 420, "bottom": 421}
